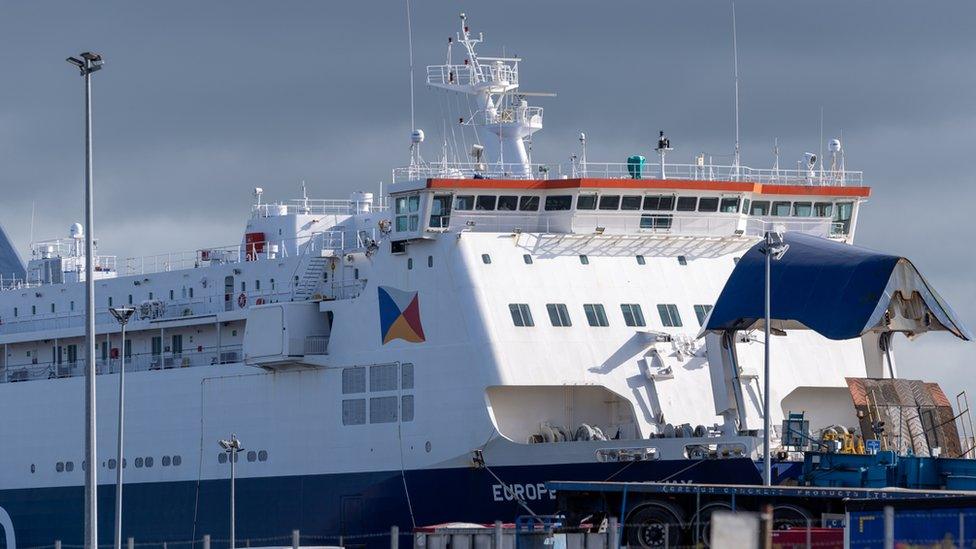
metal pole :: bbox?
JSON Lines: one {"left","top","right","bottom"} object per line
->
{"left": 230, "top": 447, "right": 236, "bottom": 549}
{"left": 390, "top": 525, "right": 399, "bottom": 549}
{"left": 764, "top": 231, "right": 772, "bottom": 486}
{"left": 83, "top": 55, "right": 99, "bottom": 549}
{"left": 114, "top": 321, "right": 126, "bottom": 549}
{"left": 883, "top": 505, "right": 894, "bottom": 549}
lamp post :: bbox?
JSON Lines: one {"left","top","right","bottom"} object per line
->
{"left": 108, "top": 306, "right": 135, "bottom": 549}
{"left": 219, "top": 434, "right": 244, "bottom": 549}
{"left": 762, "top": 230, "right": 789, "bottom": 486}
{"left": 66, "top": 51, "right": 104, "bottom": 549}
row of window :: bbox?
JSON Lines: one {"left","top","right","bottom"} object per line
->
{"left": 217, "top": 450, "right": 268, "bottom": 464}
{"left": 483, "top": 253, "right": 689, "bottom": 266}
{"left": 406, "top": 256, "right": 434, "bottom": 270}
{"left": 51, "top": 454, "right": 184, "bottom": 473}
{"left": 341, "top": 363, "right": 415, "bottom": 426}
{"left": 509, "top": 302, "right": 714, "bottom": 329}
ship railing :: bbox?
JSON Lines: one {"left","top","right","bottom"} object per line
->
{"left": 427, "top": 62, "right": 518, "bottom": 88}
{"left": 250, "top": 197, "right": 388, "bottom": 218}
{"left": 392, "top": 160, "right": 862, "bottom": 187}
{"left": 0, "top": 345, "right": 244, "bottom": 383}
{"left": 468, "top": 105, "right": 544, "bottom": 126}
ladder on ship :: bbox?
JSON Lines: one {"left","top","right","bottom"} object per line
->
{"left": 292, "top": 254, "right": 330, "bottom": 300}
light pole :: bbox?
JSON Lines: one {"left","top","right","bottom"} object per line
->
{"left": 109, "top": 306, "right": 135, "bottom": 549}
{"left": 67, "top": 51, "right": 104, "bottom": 549}
{"left": 219, "top": 434, "right": 244, "bottom": 549}
{"left": 762, "top": 230, "right": 789, "bottom": 486}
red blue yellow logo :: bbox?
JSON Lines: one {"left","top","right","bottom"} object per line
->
{"left": 378, "top": 286, "right": 426, "bottom": 344}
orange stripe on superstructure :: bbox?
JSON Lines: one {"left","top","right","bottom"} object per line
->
{"left": 425, "top": 177, "right": 871, "bottom": 197}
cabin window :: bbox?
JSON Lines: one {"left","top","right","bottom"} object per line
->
{"left": 676, "top": 196, "right": 698, "bottom": 212}
{"left": 583, "top": 304, "right": 609, "bottom": 327}
{"left": 636, "top": 255, "right": 646, "bottom": 265}
{"left": 621, "top": 304, "right": 646, "bottom": 327}
{"left": 793, "top": 202, "right": 813, "bottom": 217}
{"left": 772, "top": 201, "right": 792, "bottom": 216}
{"left": 189, "top": 287, "right": 194, "bottom": 298}
{"left": 50, "top": 303, "right": 55, "bottom": 313}
{"left": 546, "top": 304, "right": 572, "bottom": 327}
{"left": 598, "top": 195, "right": 621, "bottom": 210}
{"left": 657, "top": 304, "right": 683, "bottom": 327}
{"left": 814, "top": 202, "right": 833, "bottom": 217}
{"left": 407, "top": 258, "right": 413, "bottom": 270}
{"left": 427, "top": 255, "right": 433, "bottom": 268}
{"left": 694, "top": 304, "right": 714, "bottom": 326}
{"left": 509, "top": 304, "right": 534, "bottom": 327}
{"left": 13, "top": 307, "right": 17, "bottom": 317}
{"left": 476, "top": 195, "right": 497, "bottom": 211}
{"left": 579, "top": 255, "right": 589, "bottom": 265}
{"left": 342, "top": 399, "right": 366, "bottom": 425}
{"left": 697, "top": 197, "right": 720, "bottom": 212}
{"left": 643, "top": 195, "right": 675, "bottom": 211}
{"left": 519, "top": 196, "right": 540, "bottom": 211}
{"left": 70, "top": 301, "right": 75, "bottom": 311}
{"left": 255, "top": 280, "right": 261, "bottom": 291}
{"left": 151, "top": 337, "right": 162, "bottom": 357}
{"left": 101, "top": 341, "right": 108, "bottom": 361}
{"left": 455, "top": 195, "right": 475, "bottom": 211}
{"left": 621, "top": 196, "right": 642, "bottom": 210}
{"left": 833, "top": 202, "right": 855, "bottom": 234}
{"left": 481, "top": 254, "right": 491, "bottom": 264}
{"left": 370, "top": 396, "right": 398, "bottom": 423}
{"left": 750, "top": 201, "right": 770, "bottom": 216}
{"left": 32, "top": 305, "right": 36, "bottom": 315}
{"left": 678, "top": 255, "right": 688, "bottom": 265}
{"left": 544, "top": 195, "right": 572, "bottom": 211}
{"left": 523, "top": 254, "right": 533, "bottom": 265}
{"left": 497, "top": 195, "right": 518, "bottom": 211}
{"left": 576, "top": 194, "right": 597, "bottom": 210}
{"left": 67, "top": 344, "right": 78, "bottom": 364}
{"left": 430, "top": 194, "right": 452, "bottom": 228}
{"left": 149, "top": 292, "right": 154, "bottom": 300}
{"left": 720, "top": 197, "right": 741, "bottom": 213}
{"left": 742, "top": 198, "right": 751, "bottom": 213}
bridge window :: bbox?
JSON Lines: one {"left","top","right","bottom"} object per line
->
{"left": 621, "top": 196, "right": 642, "bottom": 210}
{"left": 576, "top": 194, "right": 597, "bottom": 210}
{"left": 657, "top": 304, "right": 683, "bottom": 327}
{"left": 544, "top": 195, "right": 572, "bottom": 211}
{"left": 598, "top": 195, "right": 621, "bottom": 210}
{"left": 497, "top": 195, "right": 518, "bottom": 211}
{"left": 694, "top": 304, "right": 714, "bottom": 326}
{"left": 750, "top": 201, "right": 770, "bottom": 216}
{"left": 772, "top": 201, "right": 792, "bottom": 216}
{"left": 814, "top": 202, "right": 832, "bottom": 217}
{"left": 583, "top": 304, "right": 609, "bottom": 327}
{"left": 676, "top": 196, "right": 698, "bottom": 212}
{"left": 720, "top": 197, "right": 741, "bottom": 213}
{"left": 430, "top": 194, "right": 452, "bottom": 228}
{"left": 509, "top": 304, "right": 534, "bottom": 327}
{"left": 519, "top": 196, "right": 540, "bottom": 211}
{"left": 476, "top": 195, "right": 497, "bottom": 211}
{"left": 455, "top": 195, "right": 475, "bottom": 210}
{"left": 643, "top": 195, "right": 675, "bottom": 211}
{"left": 621, "top": 304, "right": 646, "bottom": 327}
{"left": 833, "top": 202, "right": 855, "bottom": 234}
{"left": 697, "top": 197, "right": 720, "bottom": 212}
{"left": 546, "top": 304, "right": 572, "bottom": 327}
{"left": 793, "top": 202, "right": 813, "bottom": 217}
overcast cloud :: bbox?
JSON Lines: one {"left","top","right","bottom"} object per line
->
{"left": 1, "top": 1, "right": 973, "bottom": 400}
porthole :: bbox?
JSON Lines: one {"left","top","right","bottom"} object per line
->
{"left": 677, "top": 255, "right": 688, "bottom": 266}
{"left": 56, "top": 462, "right": 64, "bottom": 473}
{"left": 636, "top": 255, "right": 646, "bottom": 265}
{"left": 258, "top": 450, "right": 268, "bottom": 462}
{"left": 162, "top": 456, "right": 171, "bottom": 467}
{"left": 247, "top": 451, "right": 257, "bottom": 462}
{"left": 65, "top": 461, "right": 74, "bottom": 472}
{"left": 173, "top": 455, "right": 182, "bottom": 466}
{"left": 218, "top": 453, "right": 227, "bottom": 464}
{"left": 481, "top": 254, "right": 491, "bottom": 264}
{"left": 145, "top": 457, "right": 154, "bottom": 468}
{"left": 30, "top": 464, "right": 36, "bottom": 474}
{"left": 579, "top": 255, "right": 589, "bottom": 265}
{"left": 523, "top": 254, "right": 533, "bottom": 265}
{"left": 108, "top": 459, "right": 117, "bottom": 470}
{"left": 135, "top": 457, "right": 144, "bottom": 468}
{"left": 425, "top": 441, "right": 432, "bottom": 453}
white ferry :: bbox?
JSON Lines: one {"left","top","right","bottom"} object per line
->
{"left": 0, "top": 13, "right": 970, "bottom": 549}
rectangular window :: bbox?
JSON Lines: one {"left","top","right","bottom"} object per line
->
{"left": 697, "top": 197, "right": 720, "bottom": 212}
{"left": 676, "top": 196, "right": 698, "bottom": 212}
{"left": 544, "top": 195, "right": 572, "bottom": 211}
{"left": 476, "top": 195, "right": 497, "bottom": 211}
{"left": 792, "top": 202, "right": 813, "bottom": 217}
{"left": 342, "top": 399, "right": 366, "bottom": 425}
{"left": 576, "top": 194, "right": 597, "bottom": 210}
{"left": 509, "top": 304, "right": 534, "bottom": 327}
{"left": 833, "top": 201, "right": 854, "bottom": 234}
{"left": 454, "top": 195, "right": 475, "bottom": 211}
{"left": 772, "top": 201, "right": 792, "bottom": 217}
{"left": 814, "top": 202, "right": 833, "bottom": 218}
{"left": 67, "top": 344, "right": 78, "bottom": 364}
{"left": 430, "top": 194, "right": 453, "bottom": 228}
{"left": 342, "top": 367, "right": 366, "bottom": 394}
{"left": 369, "top": 396, "right": 398, "bottom": 423}
{"left": 124, "top": 339, "right": 132, "bottom": 359}
{"left": 719, "top": 197, "right": 741, "bottom": 213}
{"left": 408, "top": 195, "right": 420, "bottom": 212}
{"left": 742, "top": 198, "right": 751, "bottom": 213}
{"left": 657, "top": 304, "right": 683, "bottom": 327}
{"left": 171, "top": 334, "right": 183, "bottom": 355}
{"left": 694, "top": 304, "right": 714, "bottom": 326}
{"left": 546, "top": 304, "right": 572, "bottom": 327}
{"left": 401, "top": 363, "right": 414, "bottom": 390}
{"left": 583, "top": 304, "right": 609, "bottom": 327}
{"left": 101, "top": 341, "right": 108, "bottom": 361}
{"left": 598, "top": 195, "right": 621, "bottom": 210}
{"left": 497, "top": 195, "right": 518, "bottom": 211}
{"left": 151, "top": 336, "right": 163, "bottom": 357}
{"left": 620, "top": 304, "right": 646, "bottom": 327}
{"left": 395, "top": 196, "right": 409, "bottom": 214}
{"left": 369, "top": 364, "right": 399, "bottom": 392}
{"left": 621, "top": 196, "right": 642, "bottom": 210}
{"left": 643, "top": 195, "right": 675, "bottom": 211}
{"left": 401, "top": 395, "right": 415, "bottom": 422}
{"left": 519, "top": 196, "right": 540, "bottom": 211}
{"left": 750, "top": 200, "right": 770, "bottom": 216}
{"left": 640, "top": 214, "right": 673, "bottom": 230}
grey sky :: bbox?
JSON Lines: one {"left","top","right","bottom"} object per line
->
{"left": 1, "top": 1, "right": 974, "bottom": 399}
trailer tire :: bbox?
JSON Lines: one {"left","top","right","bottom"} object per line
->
{"left": 625, "top": 503, "right": 684, "bottom": 548}
{"left": 773, "top": 503, "right": 812, "bottom": 530}
{"left": 692, "top": 501, "right": 735, "bottom": 546}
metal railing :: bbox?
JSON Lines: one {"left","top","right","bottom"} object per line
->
{"left": 250, "top": 197, "right": 388, "bottom": 218}
{"left": 304, "top": 335, "right": 330, "bottom": 355}
{"left": 427, "top": 62, "right": 518, "bottom": 88}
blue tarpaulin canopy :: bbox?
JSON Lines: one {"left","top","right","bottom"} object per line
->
{"left": 701, "top": 232, "right": 972, "bottom": 341}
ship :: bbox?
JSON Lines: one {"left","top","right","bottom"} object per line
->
{"left": 0, "top": 13, "right": 971, "bottom": 549}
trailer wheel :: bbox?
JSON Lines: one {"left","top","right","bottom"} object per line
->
{"left": 625, "top": 503, "right": 684, "bottom": 548}
{"left": 692, "top": 501, "right": 735, "bottom": 546}
{"left": 773, "top": 504, "right": 812, "bottom": 530}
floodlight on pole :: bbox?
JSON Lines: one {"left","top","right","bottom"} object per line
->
{"left": 761, "top": 229, "right": 789, "bottom": 487}
{"left": 219, "top": 434, "right": 244, "bottom": 549}
{"left": 108, "top": 306, "right": 134, "bottom": 549}
{"left": 67, "top": 50, "right": 104, "bottom": 549}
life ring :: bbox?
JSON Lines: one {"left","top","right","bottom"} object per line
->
{"left": 237, "top": 292, "right": 247, "bottom": 308}
{"left": 255, "top": 297, "right": 266, "bottom": 305}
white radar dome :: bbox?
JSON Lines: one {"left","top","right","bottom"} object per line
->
{"left": 411, "top": 129, "right": 425, "bottom": 144}
{"left": 70, "top": 223, "right": 84, "bottom": 239}
{"left": 829, "top": 138, "right": 842, "bottom": 152}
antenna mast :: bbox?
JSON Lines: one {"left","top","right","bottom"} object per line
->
{"left": 731, "top": 1, "right": 741, "bottom": 178}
